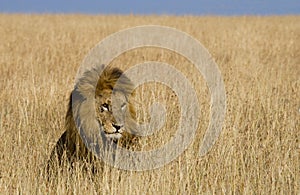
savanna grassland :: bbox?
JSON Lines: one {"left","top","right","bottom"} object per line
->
{"left": 0, "top": 14, "right": 299, "bottom": 194}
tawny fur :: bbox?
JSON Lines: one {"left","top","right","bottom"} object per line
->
{"left": 47, "top": 65, "right": 138, "bottom": 173}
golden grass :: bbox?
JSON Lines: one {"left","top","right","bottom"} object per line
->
{"left": 0, "top": 14, "right": 299, "bottom": 194}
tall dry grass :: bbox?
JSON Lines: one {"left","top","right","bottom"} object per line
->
{"left": 0, "top": 14, "right": 299, "bottom": 194}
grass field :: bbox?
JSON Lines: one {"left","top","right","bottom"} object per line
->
{"left": 0, "top": 14, "right": 299, "bottom": 194}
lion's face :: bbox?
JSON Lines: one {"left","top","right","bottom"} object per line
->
{"left": 95, "top": 89, "right": 128, "bottom": 140}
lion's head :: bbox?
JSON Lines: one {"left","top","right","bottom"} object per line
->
{"left": 95, "top": 89, "right": 128, "bottom": 140}
{"left": 91, "top": 66, "right": 136, "bottom": 142}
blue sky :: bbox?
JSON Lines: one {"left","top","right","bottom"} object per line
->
{"left": 0, "top": 0, "right": 299, "bottom": 15}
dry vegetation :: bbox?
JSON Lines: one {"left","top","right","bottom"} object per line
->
{"left": 0, "top": 14, "right": 299, "bottom": 194}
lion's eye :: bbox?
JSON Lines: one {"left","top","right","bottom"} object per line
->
{"left": 121, "top": 103, "right": 127, "bottom": 111}
{"left": 100, "top": 103, "right": 109, "bottom": 112}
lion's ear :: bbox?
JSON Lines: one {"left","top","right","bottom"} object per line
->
{"left": 110, "top": 68, "right": 123, "bottom": 79}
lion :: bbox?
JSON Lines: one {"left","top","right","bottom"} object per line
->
{"left": 47, "top": 65, "right": 138, "bottom": 174}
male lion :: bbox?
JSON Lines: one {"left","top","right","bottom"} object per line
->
{"left": 47, "top": 65, "right": 138, "bottom": 173}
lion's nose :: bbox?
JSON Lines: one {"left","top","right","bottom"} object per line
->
{"left": 112, "top": 124, "right": 122, "bottom": 132}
